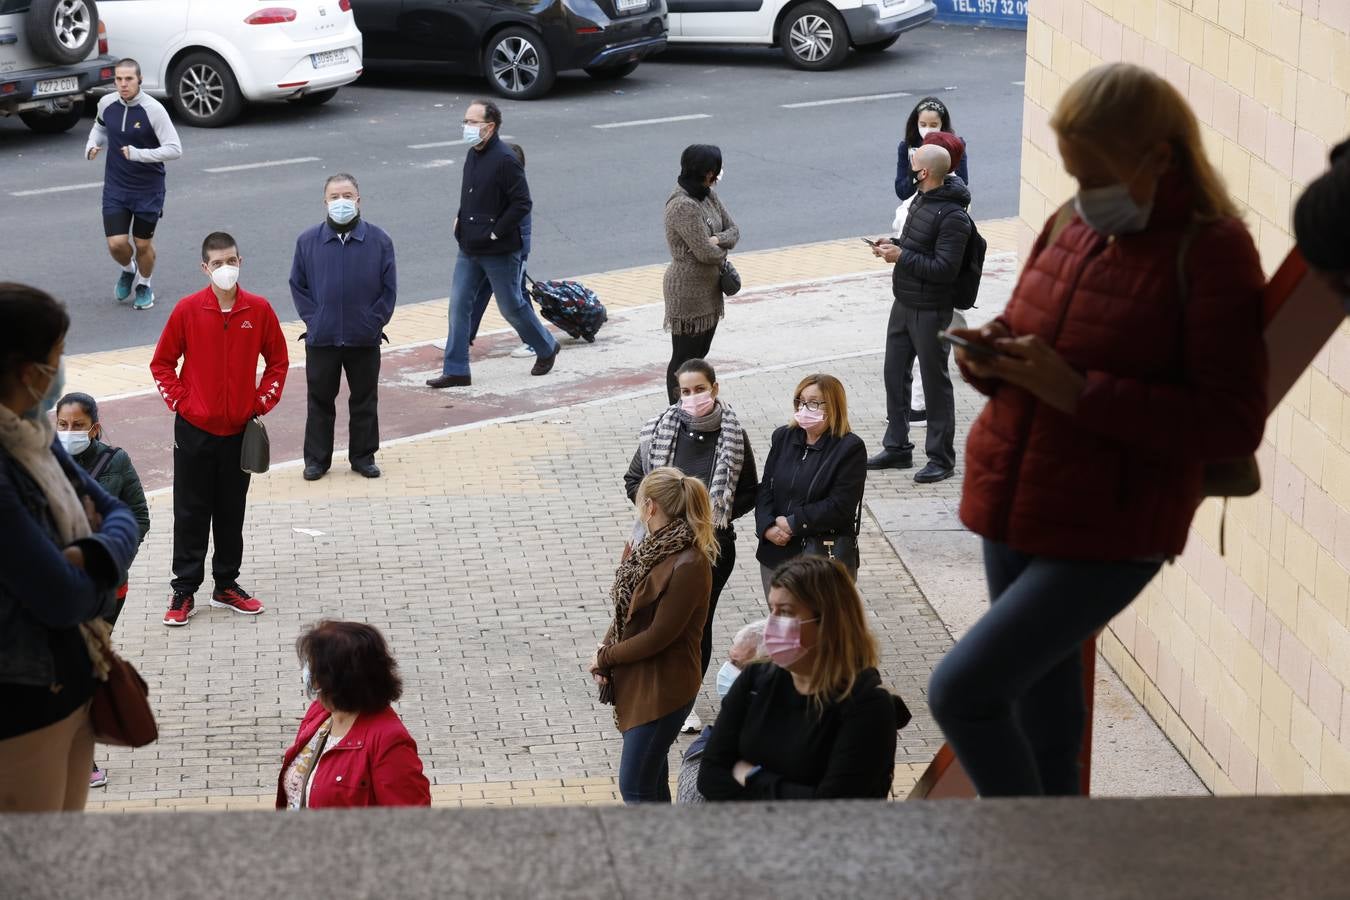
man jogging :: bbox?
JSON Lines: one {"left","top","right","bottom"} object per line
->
{"left": 86, "top": 58, "right": 182, "bottom": 311}
{"left": 291, "top": 173, "right": 397, "bottom": 481}
{"left": 150, "top": 233, "right": 289, "bottom": 627}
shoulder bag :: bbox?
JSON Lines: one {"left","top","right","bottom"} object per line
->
{"left": 707, "top": 215, "right": 741, "bottom": 296}
{"left": 241, "top": 416, "right": 270, "bottom": 474}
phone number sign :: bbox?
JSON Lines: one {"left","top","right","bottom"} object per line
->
{"left": 934, "top": 0, "right": 1028, "bottom": 30}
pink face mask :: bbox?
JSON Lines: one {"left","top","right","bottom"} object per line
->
{"left": 794, "top": 407, "right": 825, "bottom": 429}
{"left": 680, "top": 392, "right": 716, "bottom": 418}
{"left": 762, "top": 613, "right": 818, "bottom": 668}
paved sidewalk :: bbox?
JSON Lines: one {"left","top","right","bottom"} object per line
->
{"left": 72, "top": 219, "right": 1200, "bottom": 811}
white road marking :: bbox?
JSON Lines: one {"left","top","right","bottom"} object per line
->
{"left": 593, "top": 114, "right": 710, "bottom": 129}
{"left": 202, "top": 156, "right": 320, "bottom": 173}
{"left": 10, "top": 181, "right": 102, "bottom": 197}
{"left": 1011, "top": 80, "right": 1025, "bottom": 85}
{"left": 780, "top": 92, "right": 911, "bottom": 109}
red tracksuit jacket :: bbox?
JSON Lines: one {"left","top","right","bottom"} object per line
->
{"left": 149, "top": 286, "right": 289, "bottom": 436}
{"left": 276, "top": 701, "right": 432, "bottom": 809}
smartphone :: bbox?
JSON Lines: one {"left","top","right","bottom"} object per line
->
{"left": 939, "top": 329, "right": 1007, "bottom": 359}
{"left": 861, "top": 237, "right": 879, "bottom": 248}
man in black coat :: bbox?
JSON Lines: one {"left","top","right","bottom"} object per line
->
{"left": 868, "top": 144, "right": 972, "bottom": 483}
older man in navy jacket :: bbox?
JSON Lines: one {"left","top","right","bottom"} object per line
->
{"left": 291, "top": 173, "right": 397, "bottom": 481}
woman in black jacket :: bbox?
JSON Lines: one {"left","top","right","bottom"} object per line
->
{"left": 624, "top": 359, "right": 756, "bottom": 732}
{"left": 755, "top": 374, "right": 866, "bottom": 594}
{"left": 698, "top": 556, "right": 909, "bottom": 801}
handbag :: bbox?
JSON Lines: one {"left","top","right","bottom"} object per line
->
{"left": 83, "top": 624, "right": 158, "bottom": 748}
{"left": 718, "top": 259, "right": 741, "bottom": 296}
{"left": 240, "top": 416, "right": 270, "bottom": 474}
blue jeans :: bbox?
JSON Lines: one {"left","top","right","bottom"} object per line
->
{"left": 927, "top": 540, "right": 1161, "bottom": 797}
{"left": 442, "top": 250, "right": 556, "bottom": 376}
{"left": 469, "top": 255, "right": 530, "bottom": 345}
{"left": 619, "top": 701, "right": 693, "bottom": 804}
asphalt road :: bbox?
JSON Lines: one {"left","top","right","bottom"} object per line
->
{"left": 0, "top": 24, "right": 1026, "bottom": 353}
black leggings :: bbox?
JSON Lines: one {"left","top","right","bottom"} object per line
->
{"left": 702, "top": 529, "right": 737, "bottom": 676}
{"left": 667, "top": 327, "right": 718, "bottom": 404}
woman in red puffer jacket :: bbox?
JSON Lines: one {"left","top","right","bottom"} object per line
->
{"left": 927, "top": 63, "right": 1267, "bottom": 798}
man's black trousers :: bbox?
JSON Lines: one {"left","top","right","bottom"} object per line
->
{"left": 883, "top": 303, "right": 956, "bottom": 469}
{"left": 303, "top": 344, "right": 381, "bottom": 470}
{"left": 171, "top": 415, "right": 250, "bottom": 594}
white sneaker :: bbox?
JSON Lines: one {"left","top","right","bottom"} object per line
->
{"left": 681, "top": 711, "right": 702, "bottom": 734}
{"left": 509, "top": 344, "right": 535, "bottom": 359}
{"left": 432, "top": 338, "right": 447, "bottom": 351}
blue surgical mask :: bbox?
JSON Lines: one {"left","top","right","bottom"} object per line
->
{"left": 23, "top": 359, "right": 64, "bottom": 421}
{"left": 57, "top": 429, "right": 92, "bottom": 456}
{"left": 327, "top": 198, "right": 358, "bottom": 225}
{"left": 715, "top": 660, "right": 741, "bottom": 700}
{"left": 1074, "top": 183, "right": 1153, "bottom": 236}
{"left": 463, "top": 122, "right": 484, "bottom": 144}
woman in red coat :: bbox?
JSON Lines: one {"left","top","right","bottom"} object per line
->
{"left": 928, "top": 63, "right": 1267, "bottom": 797}
{"left": 277, "top": 621, "right": 431, "bottom": 809}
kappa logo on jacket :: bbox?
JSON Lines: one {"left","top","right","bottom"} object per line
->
{"left": 241, "top": 320, "right": 254, "bottom": 329}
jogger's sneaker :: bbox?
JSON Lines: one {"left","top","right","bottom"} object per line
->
{"left": 114, "top": 271, "right": 135, "bottom": 303}
{"left": 509, "top": 343, "right": 535, "bottom": 359}
{"left": 132, "top": 284, "right": 155, "bottom": 310}
{"left": 163, "top": 591, "right": 196, "bottom": 626}
{"left": 90, "top": 766, "right": 108, "bottom": 788}
{"left": 681, "top": 711, "right": 703, "bottom": 734}
{"left": 211, "top": 584, "right": 264, "bottom": 615}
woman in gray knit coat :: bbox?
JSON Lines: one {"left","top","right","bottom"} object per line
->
{"left": 663, "top": 144, "right": 739, "bottom": 403}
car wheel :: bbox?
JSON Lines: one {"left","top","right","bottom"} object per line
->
{"left": 19, "top": 100, "right": 85, "bottom": 134}
{"left": 584, "top": 61, "right": 640, "bottom": 81}
{"left": 779, "top": 2, "right": 850, "bottom": 71}
{"left": 483, "top": 27, "right": 555, "bottom": 101}
{"left": 24, "top": 0, "right": 99, "bottom": 66}
{"left": 855, "top": 35, "right": 899, "bottom": 53}
{"left": 170, "top": 51, "right": 244, "bottom": 128}
{"left": 287, "top": 88, "right": 340, "bottom": 107}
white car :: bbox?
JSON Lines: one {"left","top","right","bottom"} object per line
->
{"left": 96, "top": 0, "right": 363, "bottom": 127}
{"left": 668, "top": 0, "right": 935, "bottom": 70}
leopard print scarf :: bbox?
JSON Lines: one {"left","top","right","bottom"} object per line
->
{"left": 605, "top": 518, "right": 695, "bottom": 648}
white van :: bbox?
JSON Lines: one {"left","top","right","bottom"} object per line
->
{"left": 667, "top": 0, "right": 935, "bottom": 69}
{"left": 0, "top": 0, "right": 114, "bottom": 133}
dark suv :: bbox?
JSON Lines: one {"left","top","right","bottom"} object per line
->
{"left": 0, "top": 0, "right": 115, "bottom": 133}
{"left": 353, "top": 0, "right": 668, "bottom": 100}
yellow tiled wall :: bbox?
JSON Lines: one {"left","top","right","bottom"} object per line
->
{"left": 1020, "top": 0, "right": 1350, "bottom": 793}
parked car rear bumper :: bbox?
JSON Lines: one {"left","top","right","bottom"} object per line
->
{"left": 0, "top": 54, "right": 115, "bottom": 112}
{"left": 581, "top": 33, "right": 667, "bottom": 68}
{"left": 841, "top": 0, "right": 936, "bottom": 45}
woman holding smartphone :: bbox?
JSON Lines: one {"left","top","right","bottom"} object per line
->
{"left": 930, "top": 63, "right": 1267, "bottom": 797}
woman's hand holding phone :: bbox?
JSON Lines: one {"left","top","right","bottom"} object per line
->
{"left": 950, "top": 322, "right": 1087, "bottom": 413}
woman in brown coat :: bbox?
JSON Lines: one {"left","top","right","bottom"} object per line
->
{"left": 663, "top": 144, "right": 739, "bottom": 403}
{"left": 591, "top": 466, "right": 717, "bottom": 803}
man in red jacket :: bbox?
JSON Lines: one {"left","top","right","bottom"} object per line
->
{"left": 149, "top": 232, "right": 289, "bottom": 627}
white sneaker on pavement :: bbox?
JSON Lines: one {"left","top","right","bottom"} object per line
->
{"left": 681, "top": 711, "right": 702, "bottom": 734}
{"left": 509, "top": 344, "right": 535, "bottom": 359}
{"left": 432, "top": 338, "right": 447, "bottom": 351}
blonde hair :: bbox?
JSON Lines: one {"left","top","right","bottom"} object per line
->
{"left": 1049, "top": 63, "right": 1238, "bottom": 222}
{"left": 638, "top": 466, "right": 720, "bottom": 563}
{"left": 791, "top": 374, "right": 852, "bottom": 438}
{"left": 768, "top": 556, "right": 879, "bottom": 708}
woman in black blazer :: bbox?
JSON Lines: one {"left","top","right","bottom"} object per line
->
{"left": 755, "top": 374, "right": 867, "bottom": 595}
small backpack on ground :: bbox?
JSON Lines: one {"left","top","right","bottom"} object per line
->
{"left": 951, "top": 211, "right": 986, "bottom": 311}
{"left": 526, "top": 274, "right": 608, "bottom": 343}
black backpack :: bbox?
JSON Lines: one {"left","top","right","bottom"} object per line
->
{"left": 951, "top": 211, "right": 986, "bottom": 311}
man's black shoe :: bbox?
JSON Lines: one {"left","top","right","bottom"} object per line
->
{"left": 910, "top": 408, "right": 927, "bottom": 422}
{"left": 303, "top": 465, "right": 327, "bottom": 481}
{"left": 531, "top": 345, "right": 559, "bottom": 376}
{"left": 426, "top": 374, "right": 471, "bottom": 388}
{"left": 914, "top": 463, "right": 955, "bottom": 484}
{"left": 866, "top": 449, "right": 914, "bottom": 470}
{"left": 353, "top": 462, "right": 381, "bottom": 479}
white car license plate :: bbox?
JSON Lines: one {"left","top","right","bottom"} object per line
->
{"left": 617, "top": 0, "right": 646, "bottom": 10}
{"left": 311, "top": 49, "right": 348, "bottom": 69}
{"left": 34, "top": 76, "right": 79, "bottom": 97}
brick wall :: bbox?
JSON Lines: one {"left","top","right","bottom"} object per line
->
{"left": 1018, "top": 0, "right": 1350, "bottom": 793}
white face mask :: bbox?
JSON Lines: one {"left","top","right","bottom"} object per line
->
{"left": 918, "top": 125, "right": 939, "bottom": 139}
{"left": 57, "top": 429, "right": 92, "bottom": 456}
{"left": 1074, "top": 183, "right": 1153, "bottom": 236}
{"left": 463, "top": 122, "right": 484, "bottom": 143}
{"left": 210, "top": 264, "right": 240, "bottom": 292}
{"left": 715, "top": 660, "right": 740, "bottom": 700}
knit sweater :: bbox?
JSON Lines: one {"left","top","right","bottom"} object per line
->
{"left": 662, "top": 187, "right": 739, "bottom": 335}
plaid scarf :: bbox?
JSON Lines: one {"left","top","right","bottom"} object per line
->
{"left": 604, "top": 518, "right": 695, "bottom": 648}
{"left": 638, "top": 402, "right": 744, "bottom": 529}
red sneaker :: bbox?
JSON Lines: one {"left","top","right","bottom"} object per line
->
{"left": 163, "top": 591, "right": 195, "bottom": 627}
{"left": 211, "top": 584, "right": 264, "bottom": 615}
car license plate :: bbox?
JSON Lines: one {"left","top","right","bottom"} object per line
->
{"left": 311, "top": 49, "right": 348, "bottom": 69}
{"left": 616, "top": 0, "right": 646, "bottom": 11}
{"left": 34, "top": 76, "right": 79, "bottom": 97}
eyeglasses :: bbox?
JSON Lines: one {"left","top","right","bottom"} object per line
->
{"left": 795, "top": 399, "right": 827, "bottom": 412}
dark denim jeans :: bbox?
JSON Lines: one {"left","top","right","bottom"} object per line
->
{"left": 441, "top": 250, "right": 556, "bottom": 377}
{"left": 927, "top": 539, "right": 1161, "bottom": 797}
{"left": 619, "top": 701, "right": 694, "bottom": 804}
